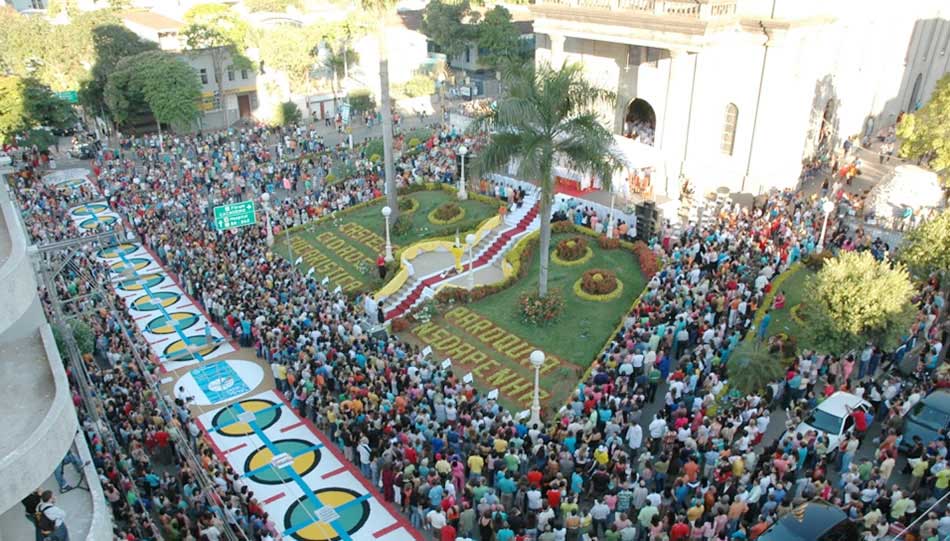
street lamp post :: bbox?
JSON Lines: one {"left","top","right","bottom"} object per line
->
{"left": 606, "top": 192, "right": 616, "bottom": 239}
{"left": 457, "top": 144, "right": 468, "bottom": 200}
{"left": 465, "top": 233, "right": 476, "bottom": 289}
{"left": 261, "top": 192, "right": 274, "bottom": 247}
{"left": 382, "top": 206, "right": 394, "bottom": 262}
{"left": 529, "top": 350, "right": 545, "bottom": 427}
{"left": 817, "top": 199, "right": 835, "bottom": 253}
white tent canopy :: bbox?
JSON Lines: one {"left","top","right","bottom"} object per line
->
{"left": 864, "top": 165, "right": 946, "bottom": 219}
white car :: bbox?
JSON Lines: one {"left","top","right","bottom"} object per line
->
{"left": 793, "top": 391, "right": 871, "bottom": 453}
{"left": 0, "top": 152, "right": 11, "bottom": 166}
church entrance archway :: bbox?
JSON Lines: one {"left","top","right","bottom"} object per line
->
{"left": 624, "top": 98, "right": 656, "bottom": 146}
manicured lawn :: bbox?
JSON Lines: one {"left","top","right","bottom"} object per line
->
{"left": 274, "top": 189, "right": 496, "bottom": 293}
{"left": 764, "top": 266, "right": 815, "bottom": 347}
{"left": 408, "top": 231, "right": 646, "bottom": 413}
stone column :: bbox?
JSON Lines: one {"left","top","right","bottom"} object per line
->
{"left": 657, "top": 49, "right": 693, "bottom": 200}
{"left": 549, "top": 33, "right": 566, "bottom": 64}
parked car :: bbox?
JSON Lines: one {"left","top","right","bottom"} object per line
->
{"left": 900, "top": 390, "right": 950, "bottom": 450}
{"left": 758, "top": 500, "right": 858, "bottom": 541}
{"left": 68, "top": 144, "right": 95, "bottom": 160}
{"left": 0, "top": 151, "right": 11, "bottom": 166}
{"left": 793, "top": 391, "right": 871, "bottom": 453}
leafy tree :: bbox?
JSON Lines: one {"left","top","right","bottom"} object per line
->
{"left": 182, "top": 4, "right": 254, "bottom": 127}
{"left": 399, "top": 74, "right": 435, "bottom": 98}
{"left": 900, "top": 208, "right": 950, "bottom": 280}
{"left": 347, "top": 89, "right": 375, "bottom": 114}
{"left": 361, "top": 0, "right": 399, "bottom": 221}
{"left": 477, "top": 6, "right": 523, "bottom": 68}
{"left": 898, "top": 73, "right": 950, "bottom": 184}
{"left": 321, "top": 41, "right": 359, "bottom": 98}
{"left": 244, "top": 0, "right": 301, "bottom": 12}
{"left": 0, "top": 76, "right": 75, "bottom": 143}
{"left": 802, "top": 251, "right": 916, "bottom": 354}
{"left": 258, "top": 26, "right": 320, "bottom": 94}
{"left": 0, "top": 76, "right": 28, "bottom": 143}
{"left": 474, "top": 62, "right": 622, "bottom": 297}
{"left": 421, "top": 0, "right": 476, "bottom": 59}
{"left": 80, "top": 24, "right": 157, "bottom": 114}
{"left": 105, "top": 51, "right": 201, "bottom": 132}
{"left": 272, "top": 101, "right": 302, "bottom": 126}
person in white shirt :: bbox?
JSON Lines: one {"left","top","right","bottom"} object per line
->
{"left": 37, "top": 491, "right": 68, "bottom": 541}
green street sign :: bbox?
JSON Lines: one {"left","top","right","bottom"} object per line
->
{"left": 213, "top": 200, "right": 257, "bottom": 231}
{"left": 55, "top": 90, "right": 78, "bottom": 103}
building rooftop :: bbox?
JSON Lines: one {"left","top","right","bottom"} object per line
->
{"left": 121, "top": 10, "right": 184, "bottom": 32}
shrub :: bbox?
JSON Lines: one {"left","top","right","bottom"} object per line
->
{"left": 429, "top": 202, "right": 465, "bottom": 224}
{"left": 392, "top": 215, "right": 413, "bottom": 237}
{"left": 551, "top": 220, "right": 575, "bottom": 234}
{"left": 272, "top": 101, "right": 301, "bottom": 126}
{"left": 555, "top": 236, "right": 588, "bottom": 261}
{"left": 401, "top": 74, "right": 436, "bottom": 98}
{"left": 598, "top": 235, "right": 620, "bottom": 250}
{"left": 803, "top": 250, "right": 834, "bottom": 271}
{"left": 370, "top": 153, "right": 382, "bottom": 163}
{"left": 325, "top": 173, "right": 337, "bottom": 184}
{"left": 632, "top": 241, "right": 659, "bottom": 279}
{"left": 398, "top": 196, "right": 417, "bottom": 212}
{"left": 390, "top": 317, "right": 411, "bottom": 333}
{"left": 518, "top": 288, "right": 565, "bottom": 326}
{"left": 581, "top": 269, "right": 619, "bottom": 295}
{"left": 407, "top": 137, "right": 421, "bottom": 149}
{"left": 348, "top": 89, "right": 375, "bottom": 114}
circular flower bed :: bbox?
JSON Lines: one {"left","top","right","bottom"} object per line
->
{"left": 398, "top": 196, "right": 419, "bottom": 214}
{"left": 574, "top": 268, "right": 624, "bottom": 302}
{"left": 428, "top": 202, "right": 465, "bottom": 225}
{"left": 518, "top": 288, "right": 565, "bottom": 326}
{"left": 552, "top": 237, "right": 593, "bottom": 266}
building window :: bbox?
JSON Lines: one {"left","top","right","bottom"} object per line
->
{"left": 241, "top": 69, "right": 248, "bottom": 80}
{"left": 227, "top": 65, "right": 235, "bottom": 81}
{"left": 32, "top": 0, "right": 44, "bottom": 8}
{"left": 721, "top": 103, "right": 738, "bottom": 156}
{"left": 199, "top": 68, "right": 208, "bottom": 85}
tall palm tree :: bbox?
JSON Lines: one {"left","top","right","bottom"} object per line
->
{"left": 361, "top": 0, "right": 400, "bottom": 220}
{"left": 475, "top": 62, "right": 623, "bottom": 297}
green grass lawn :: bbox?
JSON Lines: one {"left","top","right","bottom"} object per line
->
{"left": 409, "top": 231, "right": 646, "bottom": 413}
{"left": 764, "top": 266, "right": 815, "bottom": 346}
{"left": 274, "top": 189, "right": 496, "bottom": 293}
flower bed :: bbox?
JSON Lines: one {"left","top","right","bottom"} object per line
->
{"left": 398, "top": 196, "right": 419, "bottom": 214}
{"left": 574, "top": 268, "right": 624, "bottom": 302}
{"left": 552, "top": 237, "right": 593, "bottom": 266}
{"left": 631, "top": 241, "right": 659, "bottom": 279}
{"left": 518, "top": 288, "right": 565, "bottom": 326}
{"left": 428, "top": 202, "right": 465, "bottom": 225}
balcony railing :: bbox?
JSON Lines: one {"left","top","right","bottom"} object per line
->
{"left": 538, "top": 0, "right": 738, "bottom": 20}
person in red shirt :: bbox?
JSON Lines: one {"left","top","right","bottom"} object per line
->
{"left": 377, "top": 254, "right": 387, "bottom": 279}
{"left": 546, "top": 484, "right": 562, "bottom": 509}
{"left": 669, "top": 517, "right": 690, "bottom": 541}
{"left": 440, "top": 522, "right": 456, "bottom": 541}
{"left": 526, "top": 469, "right": 543, "bottom": 488}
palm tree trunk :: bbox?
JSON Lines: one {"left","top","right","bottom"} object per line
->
{"left": 538, "top": 162, "right": 553, "bottom": 297}
{"left": 378, "top": 23, "right": 399, "bottom": 220}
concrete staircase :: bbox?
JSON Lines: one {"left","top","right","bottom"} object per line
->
{"left": 385, "top": 192, "right": 542, "bottom": 320}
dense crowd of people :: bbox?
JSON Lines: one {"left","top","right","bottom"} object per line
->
{"left": 6, "top": 118, "right": 947, "bottom": 541}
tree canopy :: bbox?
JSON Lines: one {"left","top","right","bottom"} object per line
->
{"left": 802, "top": 251, "right": 917, "bottom": 354}
{"left": 0, "top": 76, "right": 76, "bottom": 143}
{"left": 80, "top": 24, "right": 158, "bottom": 112}
{"left": 476, "top": 6, "right": 524, "bottom": 68}
{"left": 244, "top": 0, "right": 301, "bottom": 12}
{"left": 421, "top": 0, "right": 477, "bottom": 59}
{"left": 105, "top": 51, "right": 201, "bottom": 131}
{"left": 899, "top": 208, "right": 950, "bottom": 280}
{"left": 898, "top": 73, "right": 950, "bottom": 184}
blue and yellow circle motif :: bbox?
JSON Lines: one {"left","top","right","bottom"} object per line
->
{"left": 131, "top": 291, "right": 181, "bottom": 311}
{"left": 70, "top": 203, "right": 109, "bottom": 216}
{"left": 145, "top": 312, "right": 199, "bottom": 334}
{"left": 244, "top": 439, "right": 321, "bottom": 485}
{"left": 97, "top": 243, "right": 138, "bottom": 259}
{"left": 110, "top": 258, "right": 150, "bottom": 274}
{"left": 117, "top": 272, "right": 164, "bottom": 291}
{"left": 211, "top": 399, "right": 281, "bottom": 436}
{"left": 284, "top": 488, "right": 370, "bottom": 541}
{"left": 163, "top": 334, "right": 220, "bottom": 361}
{"left": 79, "top": 215, "right": 118, "bottom": 230}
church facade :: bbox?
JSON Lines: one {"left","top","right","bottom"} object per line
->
{"left": 530, "top": 0, "right": 950, "bottom": 201}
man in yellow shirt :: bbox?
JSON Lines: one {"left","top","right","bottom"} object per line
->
{"left": 467, "top": 453, "right": 484, "bottom": 481}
